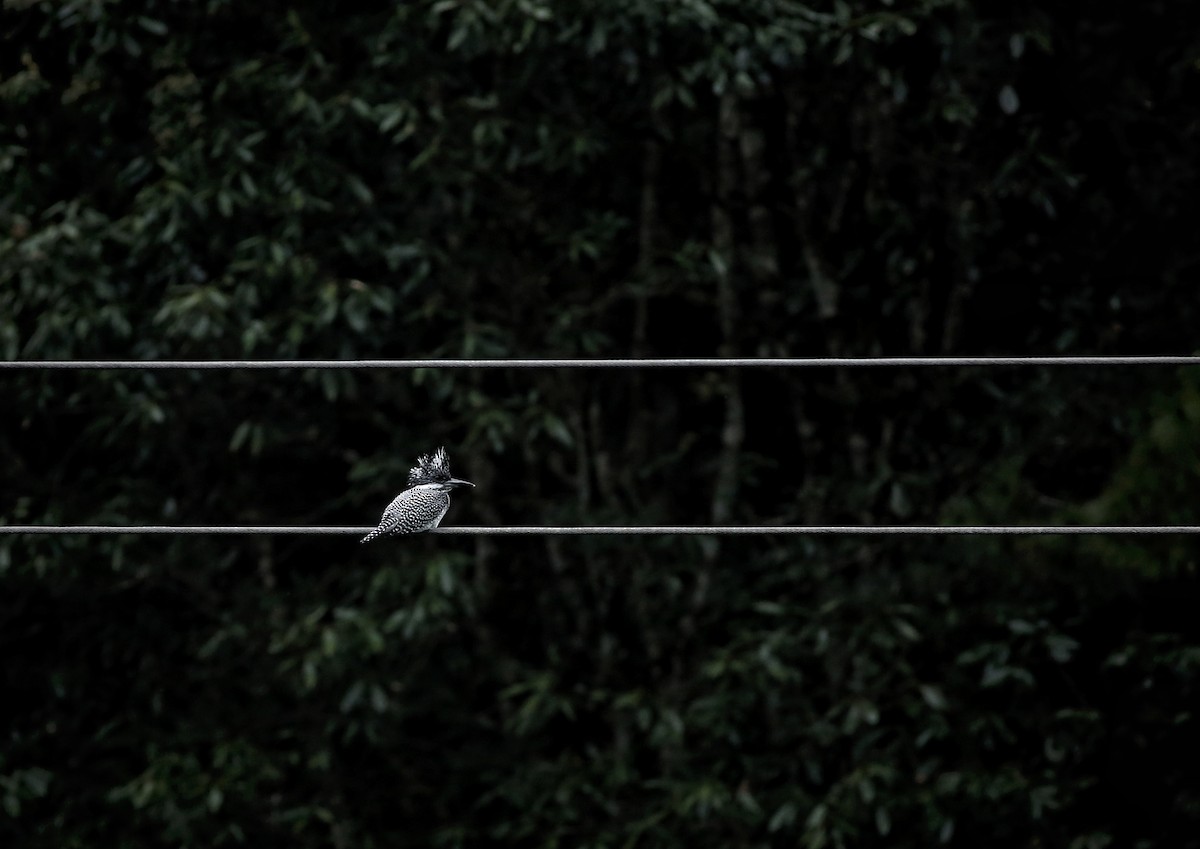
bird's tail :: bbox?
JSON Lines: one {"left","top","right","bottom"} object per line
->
{"left": 360, "top": 527, "right": 383, "bottom": 544}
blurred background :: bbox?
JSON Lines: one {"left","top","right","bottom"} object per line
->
{"left": 2, "top": 1, "right": 1199, "bottom": 846}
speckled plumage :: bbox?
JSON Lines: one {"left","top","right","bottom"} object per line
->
{"left": 360, "top": 447, "right": 473, "bottom": 543}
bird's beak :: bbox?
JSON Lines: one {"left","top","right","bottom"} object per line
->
{"left": 448, "top": 478, "right": 475, "bottom": 488}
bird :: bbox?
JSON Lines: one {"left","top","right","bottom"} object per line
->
{"left": 360, "top": 447, "right": 475, "bottom": 543}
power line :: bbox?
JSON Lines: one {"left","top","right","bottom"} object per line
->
{"left": 1, "top": 356, "right": 1199, "bottom": 370}
{"left": 3, "top": 525, "right": 1200, "bottom": 535}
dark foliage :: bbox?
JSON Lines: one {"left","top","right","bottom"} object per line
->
{"left": 2, "top": 1, "right": 1198, "bottom": 846}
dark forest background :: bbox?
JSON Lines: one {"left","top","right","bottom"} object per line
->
{"left": 3, "top": 1, "right": 1200, "bottom": 846}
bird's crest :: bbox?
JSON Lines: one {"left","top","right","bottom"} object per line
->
{"left": 407, "top": 446, "right": 453, "bottom": 486}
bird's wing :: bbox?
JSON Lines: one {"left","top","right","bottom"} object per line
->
{"left": 378, "top": 488, "right": 418, "bottom": 531}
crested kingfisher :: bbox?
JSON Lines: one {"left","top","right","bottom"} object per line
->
{"left": 360, "top": 447, "right": 474, "bottom": 542}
